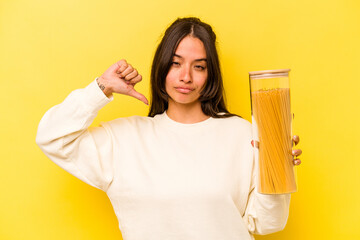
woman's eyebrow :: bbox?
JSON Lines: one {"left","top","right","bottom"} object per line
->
{"left": 173, "top": 54, "right": 207, "bottom": 62}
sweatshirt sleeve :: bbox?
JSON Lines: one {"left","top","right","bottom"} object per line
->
{"left": 242, "top": 145, "right": 291, "bottom": 235}
{"left": 35, "top": 79, "right": 115, "bottom": 192}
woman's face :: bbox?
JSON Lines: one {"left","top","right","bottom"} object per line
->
{"left": 165, "top": 35, "right": 208, "bottom": 106}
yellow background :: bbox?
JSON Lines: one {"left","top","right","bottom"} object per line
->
{"left": 1, "top": 0, "right": 359, "bottom": 239}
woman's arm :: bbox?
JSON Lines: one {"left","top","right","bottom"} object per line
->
{"left": 243, "top": 174, "right": 291, "bottom": 235}
{"left": 243, "top": 136, "right": 302, "bottom": 235}
{"left": 35, "top": 60, "right": 146, "bottom": 191}
{"left": 36, "top": 79, "right": 116, "bottom": 191}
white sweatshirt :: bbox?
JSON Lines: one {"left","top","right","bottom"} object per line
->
{"left": 36, "top": 79, "right": 291, "bottom": 240}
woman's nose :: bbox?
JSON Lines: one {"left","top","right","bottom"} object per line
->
{"left": 180, "top": 65, "right": 192, "bottom": 83}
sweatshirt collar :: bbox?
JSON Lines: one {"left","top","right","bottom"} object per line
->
{"left": 155, "top": 111, "right": 215, "bottom": 134}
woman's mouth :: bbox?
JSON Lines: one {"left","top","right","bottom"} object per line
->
{"left": 175, "top": 87, "right": 194, "bottom": 94}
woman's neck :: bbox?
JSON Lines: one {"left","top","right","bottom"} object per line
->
{"left": 166, "top": 100, "right": 209, "bottom": 124}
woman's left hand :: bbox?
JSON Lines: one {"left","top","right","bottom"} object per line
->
{"left": 292, "top": 135, "right": 302, "bottom": 166}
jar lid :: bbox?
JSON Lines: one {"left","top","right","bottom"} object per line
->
{"left": 249, "top": 69, "right": 290, "bottom": 79}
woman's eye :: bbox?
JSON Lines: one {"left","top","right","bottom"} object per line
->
{"left": 195, "top": 65, "right": 206, "bottom": 70}
{"left": 172, "top": 62, "right": 180, "bottom": 66}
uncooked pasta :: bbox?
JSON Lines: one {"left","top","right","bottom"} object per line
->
{"left": 251, "top": 88, "right": 297, "bottom": 194}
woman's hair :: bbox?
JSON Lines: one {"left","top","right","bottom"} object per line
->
{"left": 148, "top": 17, "right": 240, "bottom": 118}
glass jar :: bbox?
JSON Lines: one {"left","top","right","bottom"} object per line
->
{"left": 249, "top": 69, "right": 297, "bottom": 194}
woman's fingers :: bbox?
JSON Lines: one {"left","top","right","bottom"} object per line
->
{"left": 291, "top": 135, "right": 301, "bottom": 165}
{"left": 292, "top": 135, "right": 300, "bottom": 146}
{"left": 105, "top": 60, "right": 127, "bottom": 76}
{"left": 292, "top": 149, "right": 302, "bottom": 157}
{"left": 128, "top": 74, "right": 142, "bottom": 85}
{"left": 100, "top": 60, "right": 148, "bottom": 105}
{"left": 120, "top": 65, "right": 142, "bottom": 85}
{"left": 124, "top": 69, "right": 139, "bottom": 81}
{"left": 292, "top": 146, "right": 302, "bottom": 166}
{"left": 116, "top": 60, "right": 128, "bottom": 73}
{"left": 120, "top": 64, "right": 134, "bottom": 78}
{"left": 127, "top": 87, "right": 149, "bottom": 105}
{"left": 293, "top": 158, "right": 301, "bottom": 165}
{"left": 292, "top": 135, "right": 300, "bottom": 145}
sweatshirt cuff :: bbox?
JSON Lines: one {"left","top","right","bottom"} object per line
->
{"left": 83, "top": 78, "right": 113, "bottom": 113}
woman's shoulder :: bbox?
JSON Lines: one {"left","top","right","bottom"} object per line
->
{"left": 213, "top": 114, "right": 252, "bottom": 135}
{"left": 215, "top": 113, "right": 251, "bottom": 127}
{"left": 213, "top": 114, "right": 252, "bottom": 141}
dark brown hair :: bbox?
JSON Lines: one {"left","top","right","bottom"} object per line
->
{"left": 148, "top": 17, "right": 240, "bottom": 118}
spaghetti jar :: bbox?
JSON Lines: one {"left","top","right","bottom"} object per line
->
{"left": 249, "top": 69, "right": 297, "bottom": 194}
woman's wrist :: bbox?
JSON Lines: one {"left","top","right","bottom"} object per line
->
{"left": 96, "top": 77, "right": 113, "bottom": 97}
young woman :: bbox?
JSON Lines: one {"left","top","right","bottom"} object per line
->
{"left": 36, "top": 17, "right": 302, "bottom": 240}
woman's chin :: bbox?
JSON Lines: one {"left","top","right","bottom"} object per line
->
{"left": 168, "top": 97, "right": 200, "bottom": 106}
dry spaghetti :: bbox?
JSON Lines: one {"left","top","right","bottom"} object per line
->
{"left": 251, "top": 88, "right": 296, "bottom": 194}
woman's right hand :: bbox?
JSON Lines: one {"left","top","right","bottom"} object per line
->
{"left": 97, "top": 59, "right": 148, "bottom": 105}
